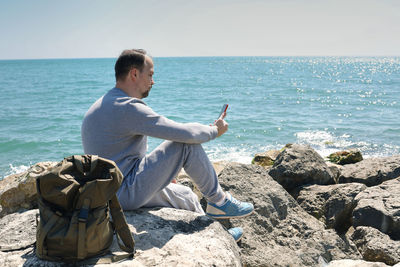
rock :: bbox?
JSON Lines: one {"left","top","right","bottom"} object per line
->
{"left": 326, "top": 259, "right": 392, "bottom": 267}
{"left": 0, "top": 209, "right": 37, "bottom": 251}
{"left": 352, "top": 178, "right": 400, "bottom": 240}
{"left": 297, "top": 183, "right": 367, "bottom": 232}
{"left": 212, "top": 161, "right": 228, "bottom": 175}
{"left": 0, "top": 208, "right": 241, "bottom": 266}
{"left": 328, "top": 149, "right": 363, "bottom": 165}
{"left": 251, "top": 150, "right": 280, "bottom": 167}
{"left": 123, "top": 208, "right": 241, "bottom": 266}
{"left": 0, "top": 162, "right": 57, "bottom": 217}
{"left": 217, "top": 163, "right": 361, "bottom": 267}
{"left": 351, "top": 226, "right": 400, "bottom": 266}
{"left": 326, "top": 162, "right": 342, "bottom": 183}
{"left": 268, "top": 144, "right": 335, "bottom": 192}
{"left": 339, "top": 156, "right": 400, "bottom": 186}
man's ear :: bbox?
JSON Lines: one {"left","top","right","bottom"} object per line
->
{"left": 129, "top": 68, "right": 138, "bottom": 81}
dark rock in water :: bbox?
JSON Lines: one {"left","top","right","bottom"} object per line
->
{"left": 297, "top": 183, "right": 367, "bottom": 233}
{"left": 0, "top": 208, "right": 241, "bottom": 266}
{"left": 217, "top": 163, "right": 361, "bottom": 267}
{"left": 269, "top": 144, "right": 335, "bottom": 192}
{"left": 251, "top": 149, "right": 280, "bottom": 167}
{"left": 352, "top": 178, "right": 400, "bottom": 240}
{"left": 351, "top": 226, "right": 400, "bottom": 266}
{"left": 328, "top": 149, "right": 363, "bottom": 165}
{"left": 339, "top": 156, "right": 400, "bottom": 186}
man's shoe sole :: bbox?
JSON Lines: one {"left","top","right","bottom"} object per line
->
{"left": 235, "top": 235, "right": 243, "bottom": 242}
{"left": 206, "top": 209, "right": 255, "bottom": 219}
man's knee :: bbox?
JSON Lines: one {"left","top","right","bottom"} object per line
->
{"left": 165, "top": 141, "right": 204, "bottom": 155}
{"left": 163, "top": 140, "right": 185, "bottom": 151}
{"left": 185, "top": 143, "right": 204, "bottom": 153}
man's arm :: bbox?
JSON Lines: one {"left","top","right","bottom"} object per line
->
{"left": 124, "top": 101, "right": 221, "bottom": 144}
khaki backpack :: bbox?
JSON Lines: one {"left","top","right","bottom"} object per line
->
{"left": 35, "top": 155, "right": 135, "bottom": 263}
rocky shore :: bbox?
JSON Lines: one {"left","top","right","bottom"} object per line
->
{"left": 1, "top": 144, "right": 400, "bottom": 266}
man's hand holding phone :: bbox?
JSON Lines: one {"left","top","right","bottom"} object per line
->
{"left": 214, "top": 104, "right": 229, "bottom": 137}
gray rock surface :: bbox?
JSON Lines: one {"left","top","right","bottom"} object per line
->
{"left": 352, "top": 178, "right": 400, "bottom": 240}
{"left": 0, "top": 209, "right": 37, "bottom": 251}
{"left": 339, "top": 156, "right": 400, "bottom": 186}
{"left": 269, "top": 144, "right": 335, "bottom": 192}
{"left": 351, "top": 226, "right": 400, "bottom": 266}
{"left": 0, "top": 208, "right": 241, "bottom": 267}
{"left": 297, "top": 183, "right": 367, "bottom": 232}
{"left": 326, "top": 162, "right": 342, "bottom": 183}
{"left": 217, "top": 163, "right": 361, "bottom": 267}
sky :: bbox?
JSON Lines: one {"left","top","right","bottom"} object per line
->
{"left": 0, "top": 0, "right": 399, "bottom": 59}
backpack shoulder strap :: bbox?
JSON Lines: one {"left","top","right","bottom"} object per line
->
{"left": 36, "top": 209, "right": 63, "bottom": 257}
{"left": 109, "top": 194, "right": 135, "bottom": 254}
{"left": 77, "top": 198, "right": 91, "bottom": 260}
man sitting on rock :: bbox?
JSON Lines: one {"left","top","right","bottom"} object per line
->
{"left": 81, "top": 49, "right": 254, "bottom": 241}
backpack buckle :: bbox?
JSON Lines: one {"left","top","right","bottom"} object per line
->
{"left": 78, "top": 198, "right": 91, "bottom": 222}
{"left": 78, "top": 207, "right": 89, "bottom": 222}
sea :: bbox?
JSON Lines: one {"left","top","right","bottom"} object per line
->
{"left": 1, "top": 57, "right": 399, "bottom": 179}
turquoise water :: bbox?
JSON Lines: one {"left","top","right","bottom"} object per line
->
{"left": 1, "top": 57, "right": 399, "bottom": 179}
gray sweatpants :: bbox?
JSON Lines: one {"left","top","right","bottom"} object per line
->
{"left": 117, "top": 141, "right": 225, "bottom": 214}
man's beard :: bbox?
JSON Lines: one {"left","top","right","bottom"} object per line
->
{"left": 141, "top": 88, "right": 150, "bottom": 98}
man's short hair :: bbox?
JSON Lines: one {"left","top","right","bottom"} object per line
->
{"left": 115, "top": 49, "right": 147, "bottom": 81}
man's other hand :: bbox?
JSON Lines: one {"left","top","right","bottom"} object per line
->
{"left": 214, "top": 112, "right": 228, "bottom": 137}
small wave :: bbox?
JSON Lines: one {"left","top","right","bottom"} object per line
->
{"left": 295, "top": 131, "right": 335, "bottom": 145}
{"left": 205, "top": 146, "right": 255, "bottom": 164}
{"left": 295, "top": 130, "right": 354, "bottom": 156}
{"left": 1, "top": 164, "right": 31, "bottom": 180}
{"left": 294, "top": 130, "right": 400, "bottom": 158}
{"left": 204, "top": 143, "right": 285, "bottom": 164}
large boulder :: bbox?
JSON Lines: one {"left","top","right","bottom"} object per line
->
{"left": 268, "top": 144, "right": 335, "bottom": 192}
{"left": 351, "top": 226, "right": 400, "bottom": 266}
{"left": 0, "top": 162, "right": 57, "bottom": 217}
{"left": 339, "top": 156, "right": 400, "bottom": 186}
{"left": 297, "top": 183, "right": 367, "bottom": 232}
{"left": 0, "top": 208, "right": 241, "bottom": 266}
{"left": 217, "top": 163, "right": 361, "bottom": 267}
{"left": 352, "top": 178, "right": 400, "bottom": 240}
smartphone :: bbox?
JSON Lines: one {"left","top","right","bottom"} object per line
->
{"left": 218, "top": 104, "right": 229, "bottom": 119}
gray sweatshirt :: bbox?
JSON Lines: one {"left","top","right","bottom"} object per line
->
{"left": 81, "top": 87, "right": 218, "bottom": 177}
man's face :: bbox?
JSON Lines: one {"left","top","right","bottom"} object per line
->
{"left": 136, "top": 56, "right": 155, "bottom": 99}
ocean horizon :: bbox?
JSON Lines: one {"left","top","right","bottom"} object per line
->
{"left": 1, "top": 56, "right": 399, "bottom": 179}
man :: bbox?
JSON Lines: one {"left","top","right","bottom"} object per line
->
{"left": 82, "top": 49, "right": 253, "bottom": 240}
